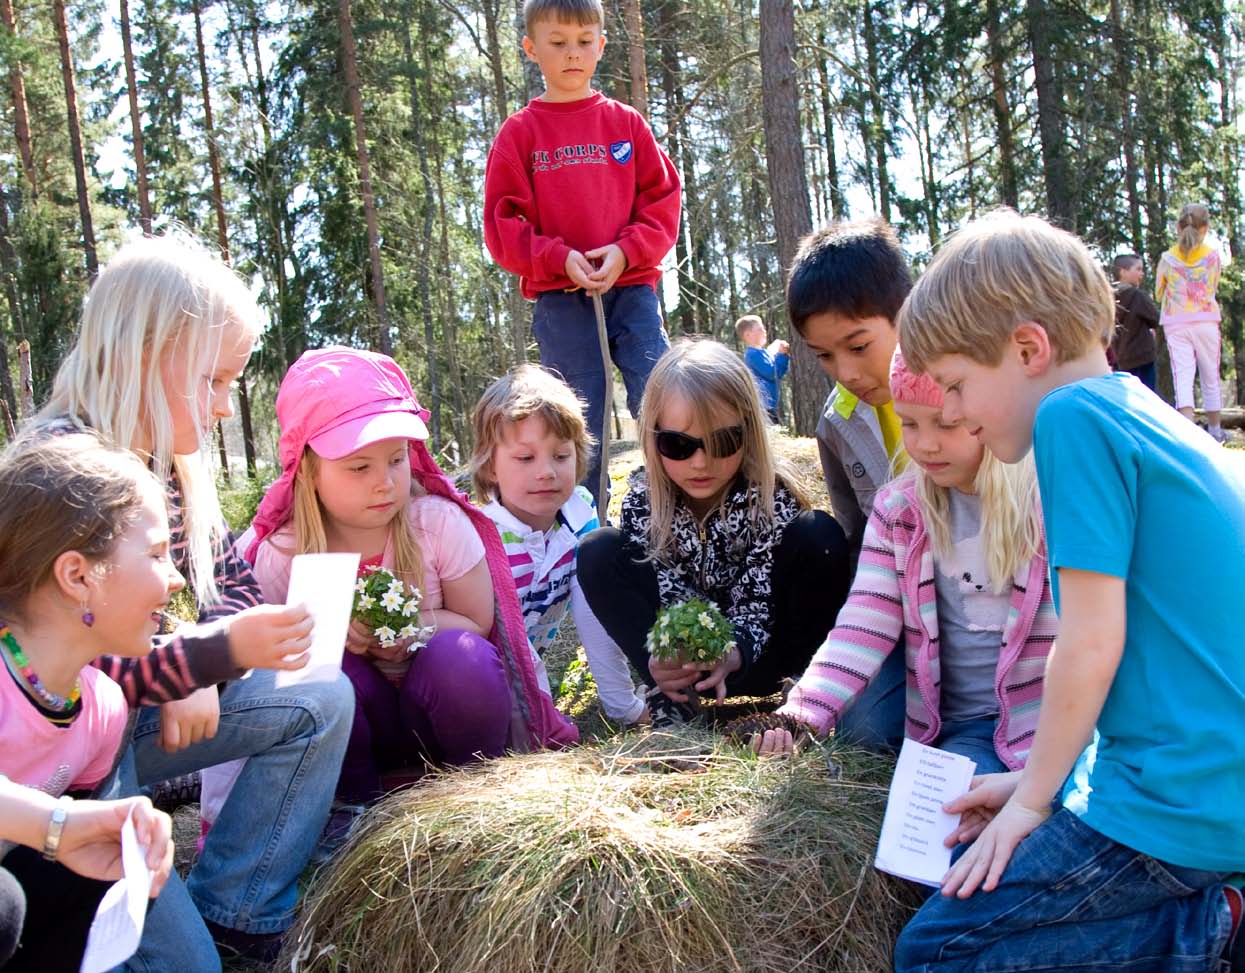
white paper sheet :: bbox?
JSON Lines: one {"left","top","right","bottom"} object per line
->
{"left": 275, "top": 552, "right": 361, "bottom": 688}
{"left": 874, "top": 739, "right": 977, "bottom": 887}
{"left": 79, "top": 811, "right": 152, "bottom": 973}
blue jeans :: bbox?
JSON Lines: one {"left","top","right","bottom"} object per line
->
{"left": 894, "top": 809, "right": 1231, "bottom": 972}
{"left": 934, "top": 717, "right": 1007, "bottom": 777}
{"left": 532, "top": 285, "right": 669, "bottom": 511}
{"left": 836, "top": 644, "right": 906, "bottom": 751}
{"left": 100, "top": 669, "right": 354, "bottom": 971}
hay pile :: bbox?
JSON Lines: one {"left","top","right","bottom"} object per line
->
{"left": 283, "top": 731, "right": 921, "bottom": 972}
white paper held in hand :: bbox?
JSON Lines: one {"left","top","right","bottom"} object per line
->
{"left": 874, "top": 739, "right": 976, "bottom": 887}
{"left": 276, "top": 552, "right": 361, "bottom": 688}
{"left": 79, "top": 810, "right": 153, "bottom": 973}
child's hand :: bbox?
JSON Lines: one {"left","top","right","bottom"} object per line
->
{"left": 939, "top": 795, "right": 1050, "bottom": 898}
{"left": 55, "top": 796, "right": 175, "bottom": 896}
{"left": 691, "top": 646, "right": 743, "bottom": 702}
{"left": 564, "top": 250, "right": 597, "bottom": 291}
{"left": 584, "top": 243, "right": 628, "bottom": 295}
{"left": 649, "top": 653, "right": 703, "bottom": 702}
{"left": 158, "top": 685, "right": 219, "bottom": 753}
{"left": 345, "top": 619, "right": 375, "bottom": 656}
{"left": 750, "top": 727, "right": 795, "bottom": 756}
{"left": 226, "top": 603, "right": 314, "bottom": 671}
{"left": 942, "top": 771, "right": 1022, "bottom": 848}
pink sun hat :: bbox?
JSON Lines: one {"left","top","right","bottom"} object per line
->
{"left": 285, "top": 347, "right": 429, "bottom": 460}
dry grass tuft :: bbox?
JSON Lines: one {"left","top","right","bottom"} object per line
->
{"left": 282, "top": 730, "right": 920, "bottom": 973}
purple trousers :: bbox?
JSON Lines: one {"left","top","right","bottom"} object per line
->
{"left": 337, "top": 629, "right": 512, "bottom": 803}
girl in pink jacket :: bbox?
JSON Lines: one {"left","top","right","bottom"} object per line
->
{"left": 763, "top": 349, "right": 1056, "bottom": 775}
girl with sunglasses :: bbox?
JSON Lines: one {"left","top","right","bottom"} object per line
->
{"left": 578, "top": 338, "right": 853, "bottom": 727}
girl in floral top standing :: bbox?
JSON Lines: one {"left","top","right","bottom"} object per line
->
{"left": 578, "top": 338, "right": 852, "bottom": 727}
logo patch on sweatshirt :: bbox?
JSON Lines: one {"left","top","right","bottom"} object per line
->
{"left": 610, "top": 140, "right": 633, "bottom": 165}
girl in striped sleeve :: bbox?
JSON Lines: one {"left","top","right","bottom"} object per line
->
{"left": 759, "top": 348, "right": 1056, "bottom": 776}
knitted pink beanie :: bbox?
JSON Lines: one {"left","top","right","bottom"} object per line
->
{"left": 888, "top": 347, "right": 943, "bottom": 408}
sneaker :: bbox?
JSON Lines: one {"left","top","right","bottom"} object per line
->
{"left": 204, "top": 920, "right": 284, "bottom": 965}
{"left": 309, "top": 801, "right": 368, "bottom": 866}
{"left": 1210, "top": 426, "right": 1229, "bottom": 444}
{"left": 149, "top": 771, "right": 201, "bottom": 813}
{"left": 645, "top": 687, "right": 695, "bottom": 729}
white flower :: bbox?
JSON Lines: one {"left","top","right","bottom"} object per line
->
{"left": 387, "top": 578, "right": 406, "bottom": 596}
{"left": 358, "top": 594, "right": 375, "bottom": 610}
{"left": 355, "top": 578, "right": 368, "bottom": 594}
{"left": 697, "top": 612, "right": 715, "bottom": 630}
{"left": 380, "top": 590, "right": 404, "bottom": 611}
{"left": 402, "top": 597, "right": 420, "bottom": 617}
{"left": 399, "top": 624, "right": 418, "bottom": 640}
{"left": 375, "top": 625, "right": 396, "bottom": 645}
{"left": 660, "top": 614, "right": 670, "bottom": 628}
{"left": 659, "top": 631, "right": 670, "bottom": 647}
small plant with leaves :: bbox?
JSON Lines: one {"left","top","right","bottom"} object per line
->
{"left": 646, "top": 598, "right": 735, "bottom": 667}
{"left": 353, "top": 566, "right": 436, "bottom": 653}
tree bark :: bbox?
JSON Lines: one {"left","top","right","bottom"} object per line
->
{"left": 1026, "top": 0, "right": 1073, "bottom": 226}
{"left": 985, "top": 0, "right": 1018, "bottom": 209}
{"left": 622, "top": 0, "right": 648, "bottom": 118}
{"left": 1108, "top": 0, "right": 1142, "bottom": 253}
{"left": 120, "top": 0, "right": 153, "bottom": 233}
{"left": 0, "top": 0, "right": 37, "bottom": 196}
{"left": 338, "top": 0, "right": 391, "bottom": 355}
{"left": 1213, "top": 6, "right": 1244, "bottom": 405}
{"left": 860, "top": 0, "right": 891, "bottom": 222}
{"left": 0, "top": 182, "right": 22, "bottom": 425}
{"left": 658, "top": 2, "right": 693, "bottom": 335}
{"left": 51, "top": 0, "right": 98, "bottom": 277}
{"left": 17, "top": 339, "right": 33, "bottom": 418}
{"left": 814, "top": 19, "right": 845, "bottom": 219}
{"left": 759, "top": 0, "right": 828, "bottom": 435}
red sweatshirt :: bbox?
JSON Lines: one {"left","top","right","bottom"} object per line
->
{"left": 484, "top": 92, "right": 681, "bottom": 299}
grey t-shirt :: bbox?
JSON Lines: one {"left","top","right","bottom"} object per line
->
{"left": 934, "top": 490, "right": 1009, "bottom": 722}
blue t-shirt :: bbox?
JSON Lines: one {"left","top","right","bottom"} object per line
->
{"left": 743, "top": 346, "right": 789, "bottom": 412}
{"left": 1035, "top": 373, "right": 1245, "bottom": 871}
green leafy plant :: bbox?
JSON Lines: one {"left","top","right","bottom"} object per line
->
{"left": 353, "top": 566, "right": 435, "bottom": 651}
{"left": 646, "top": 598, "right": 735, "bottom": 666}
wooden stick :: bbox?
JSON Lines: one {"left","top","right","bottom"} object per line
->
{"left": 592, "top": 292, "right": 612, "bottom": 513}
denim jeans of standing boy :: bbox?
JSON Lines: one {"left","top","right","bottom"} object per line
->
{"left": 98, "top": 668, "right": 354, "bottom": 972}
{"left": 894, "top": 808, "right": 1232, "bottom": 972}
{"left": 532, "top": 284, "right": 669, "bottom": 513}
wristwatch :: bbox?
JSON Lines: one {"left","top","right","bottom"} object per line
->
{"left": 42, "top": 794, "right": 73, "bottom": 861}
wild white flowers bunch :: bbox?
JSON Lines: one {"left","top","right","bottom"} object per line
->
{"left": 353, "top": 566, "right": 435, "bottom": 652}
{"left": 646, "top": 598, "right": 735, "bottom": 666}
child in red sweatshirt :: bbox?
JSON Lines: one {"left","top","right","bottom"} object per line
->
{"left": 483, "top": 0, "right": 681, "bottom": 510}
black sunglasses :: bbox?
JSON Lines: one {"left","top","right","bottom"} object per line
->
{"left": 654, "top": 424, "right": 745, "bottom": 461}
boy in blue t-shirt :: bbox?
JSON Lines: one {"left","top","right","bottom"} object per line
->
{"left": 892, "top": 211, "right": 1245, "bottom": 971}
{"left": 736, "top": 314, "right": 789, "bottom": 423}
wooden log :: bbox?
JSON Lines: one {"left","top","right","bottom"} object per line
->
{"left": 1196, "top": 407, "right": 1245, "bottom": 429}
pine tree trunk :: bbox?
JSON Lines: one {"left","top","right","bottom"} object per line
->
{"left": 815, "top": 19, "right": 846, "bottom": 220}
{"left": 1213, "top": 5, "right": 1244, "bottom": 405}
{"left": 0, "top": 0, "right": 36, "bottom": 196}
{"left": 51, "top": 0, "right": 98, "bottom": 277}
{"left": 120, "top": 0, "right": 152, "bottom": 233}
{"left": 0, "top": 185, "right": 17, "bottom": 429}
{"left": 759, "top": 0, "right": 828, "bottom": 435}
{"left": 1108, "top": 0, "right": 1143, "bottom": 253}
{"left": 658, "top": 2, "right": 693, "bottom": 336}
{"left": 985, "top": 0, "right": 1018, "bottom": 209}
{"left": 416, "top": 1, "right": 442, "bottom": 444}
{"left": 1026, "top": 0, "right": 1073, "bottom": 226}
{"left": 623, "top": 0, "right": 648, "bottom": 118}
{"left": 338, "top": 0, "right": 391, "bottom": 355}
{"left": 860, "top": 1, "right": 891, "bottom": 222}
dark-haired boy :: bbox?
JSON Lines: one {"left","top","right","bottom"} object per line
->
{"left": 1109, "top": 253, "right": 1159, "bottom": 392}
{"left": 784, "top": 218, "right": 914, "bottom": 750}
{"left": 483, "top": 0, "right": 681, "bottom": 511}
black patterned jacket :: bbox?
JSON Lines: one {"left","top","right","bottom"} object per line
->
{"left": 618, "top": 470, "right": 802, "bottom": 672}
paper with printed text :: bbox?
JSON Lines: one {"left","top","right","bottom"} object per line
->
{"left": 874, "top": 739, "right": 976, "bottom": 887}
{"left": 276, "top": 552, "right": 360, "bottom": 688}
{"left": 79, "top": 810, "right": 151, "bottom": 973}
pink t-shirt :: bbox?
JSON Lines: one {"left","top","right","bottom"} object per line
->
{"left": 242, "top": 494, "right": 485, "bottom": 608}
{"left": 0, "top": 664, "right": 128, "bottom": 795}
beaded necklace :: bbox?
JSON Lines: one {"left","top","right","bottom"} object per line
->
{"left": 0, "top": 624, "right": 81, "bottom": 712}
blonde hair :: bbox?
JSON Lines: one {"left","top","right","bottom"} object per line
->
{"left": 36, "top": 232, "right": 260, "bottom": 608}
{"left": 638, "top": 338, "right": 810, "bottom": 558}
{"left": 292, "top": 448, "right": 425, "bottom": 590}
{"left": 899, "top": 210, "right": 1114, "bottom": 374}
{"left": 469, "top": 364, "right": 595, "bottom": 502}
{"left": 1175, "top": 203, "right": 1211, "bottom": 257}
{"left": 0, "top": 431, "right": 162, "bottom": 622}
{"left": 734, "top": 314, "right": 763, "bottom": 340}
{"left": 901, "top": 449, "right": 1043, "bottom": 594}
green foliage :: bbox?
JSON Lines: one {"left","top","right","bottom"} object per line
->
{"left": 216, "top": 470, "right": 272, "bottom": 533}
{"left": 556, "top": 649, "right": 597, "bottom": 707}
{"left": 646, "top": 598, "right": 735, "bottom": 665}
{"left": 352, "top": 565, "right": 434, "bottom": 648}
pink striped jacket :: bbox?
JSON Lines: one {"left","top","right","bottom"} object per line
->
{"left": 780, "top": 478, "right": 1057, "bottom": 770}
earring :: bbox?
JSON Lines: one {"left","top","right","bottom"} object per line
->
{"left": 81, "top": 604, "right": 94, "bottom": 628}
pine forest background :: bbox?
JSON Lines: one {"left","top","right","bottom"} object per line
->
{"left": 2, "top": 0, "right": 1244, "bottom": 473}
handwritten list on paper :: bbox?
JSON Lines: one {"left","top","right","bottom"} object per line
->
{"left": 874, "top": 739, "right": 977, "bottom": 887}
